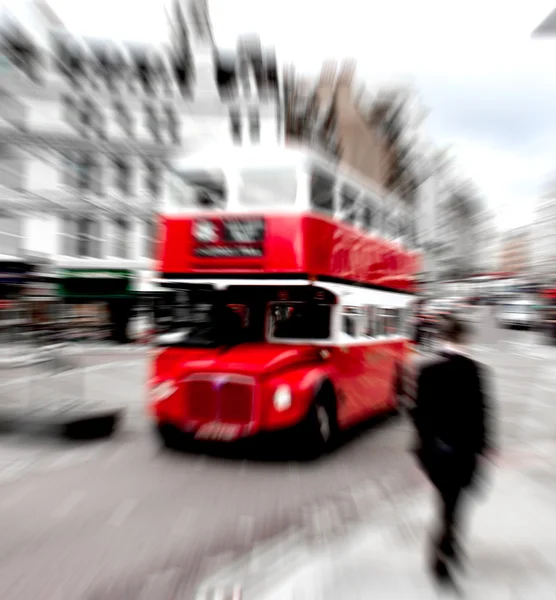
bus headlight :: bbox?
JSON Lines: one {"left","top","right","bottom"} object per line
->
{"left": 193, "top": 220, "right": 218, "bottom": 243}
{"left": 151, "top": 380, "right": 178, "bottom": 402}
{"left": 273, "top": 385, "right": 292, "bottom": 412}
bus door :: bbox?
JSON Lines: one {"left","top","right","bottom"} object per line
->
{"left": 330, "top": 304, "right": 372, "bottom": 427}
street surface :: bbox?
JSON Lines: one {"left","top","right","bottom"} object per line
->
{"left": 0, "top": 312, "right": 553, "bottom": 599}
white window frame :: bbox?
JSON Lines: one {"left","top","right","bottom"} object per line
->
{"left": 0, "top": 215, "right": 22, "bottom": 257}
{"left": 60, "top": 216, "right": 78, "bottom": 257}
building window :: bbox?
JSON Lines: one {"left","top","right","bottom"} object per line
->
{"left": 190, "top": 1, "right": 210, "bottom": 41}
{"left": 0, "top": 216, "right": 21, "bottom": 256}
{"left": 135, "top": 55, "right": 153, "bottom": 94}
{"left": 62, "top": 95, "right": 75, "bottom": 124}
{"left": 115, "top": 101, "right": 132, "bottom": 135}
{"left": 143, "top": 219, "right": 157, "bottom": 259}
{"left": 61, "top": 217, "right": 77, "bottom": 256}
{"left": 76, "top": 156, "right": 93, "bottom": 191}
{"left": 145, "top": 105, "right": 160, "bottom": 141}
{"left": 230, "top": 108, "right": 241, "bottom": 143}
{"left": 238, "top": 58, "right": 252, "bottom": 98}
{"left": 0, "top": 158, "right": 24, "bottom": 190}
{"left": 80, "top": 99, "right": 95, "bottom": 131}
{"left": 166, "top": 106, "right": 180, "bottom": 144}
{"left": 3, "top": 37, "right": 38, "bottom": 82}
{"left": 145, "top": 163, "right": 160, "bottom": 197}
{"left": 173, "top": 56, "right": 192, "bottom": 96}
{"left": 216, "top": 53, "right": 238, "bottom": 100}
{"left": 76, "top": 217, "right": 99, "bottom": 258}
{"left": 113, "top": 159, "right": 130, "bottom": 195}
{"left": 114, "top": 218, "right": 129, "bottom": 259}
{"left": 249, "top": 110, "right": 260, "bottom": 143}
{"left": 96, "top": 109, "right": 107, "bottom": 140}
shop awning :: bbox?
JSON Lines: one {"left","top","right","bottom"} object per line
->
{"left": 58, "top": 269, "right": 133, "bottom": 299}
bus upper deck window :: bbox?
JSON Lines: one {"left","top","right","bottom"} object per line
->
{"left": 171, "top": 170, "right": 227, "bottom": 210}
{"left": 310, "top": 171, "right": 335, "bottom": 214}
{"left": 238, "top": 168, "right": 298, "bottom": 207}
{"left": 339, "top": 184, "right": 359, "bottom": 224}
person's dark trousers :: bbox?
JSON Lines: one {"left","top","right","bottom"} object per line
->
{"left": 434, "top": 480, "right": 464, "bottom": 561}
{"left": 428, "top": 453, "right": 476, "bottom": 568}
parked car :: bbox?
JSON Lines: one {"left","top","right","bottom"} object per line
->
{"left": 498, "top": 300, "right": 537, "bottom": 330}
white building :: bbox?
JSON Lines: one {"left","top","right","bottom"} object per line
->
{"left": 473, "top": 206, "right": 500, "bottom": 275}
{"left": 0, "top": 0, "right": 283, "bottom": 339}
{"left": 532, "top": 196, "right": 556, "bottom": 278}
{"left": 0, "top": 0, "right": 283, "bottom": 271}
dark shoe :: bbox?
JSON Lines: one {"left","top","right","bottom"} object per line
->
{"left": 431, "top": 554, "right": 452, "bottom": 585}
{"left": 451, "top": 540, "right": 467, "bottom": 571}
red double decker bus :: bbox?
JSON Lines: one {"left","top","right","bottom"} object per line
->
{"left": 149, "top": 146, "right": 421, "bottom": 457}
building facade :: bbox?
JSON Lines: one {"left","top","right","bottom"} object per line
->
{"left": 532, "top": 196, "right": 556, "bottom": 278}
{"left": 499, "top": 226, "right": 531, "bottom": 277}
{"left": 0, "top": 0, "right": 283, "bottom": 337}
{"left": 283, "top": 63, "right": 429, "bottom": 250}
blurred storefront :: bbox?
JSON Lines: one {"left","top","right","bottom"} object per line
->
{"left": 57, "top": 269, "right": 135, "bottom": 343}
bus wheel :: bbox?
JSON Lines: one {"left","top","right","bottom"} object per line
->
{"left": 297, "top": 386, "right": 338, "bottom": 461}
{"left": 391, "top": 364, "right": 405, "bottom": 417}
{"left": 155, "top": 423, "right": 188, "bottom": 451}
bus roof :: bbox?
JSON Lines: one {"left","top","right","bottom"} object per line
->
{"left": 172, "top": 145, "right": 309, "bottom": 172}
{"left": 170, "top": 144, "right": 388, "bottom": 203}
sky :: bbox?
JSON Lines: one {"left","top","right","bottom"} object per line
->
{"left": 45, "top": 0, "right": 556, "bottom": 231}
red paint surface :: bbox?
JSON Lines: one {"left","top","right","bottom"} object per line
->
{"left": 150, "top": 340, "right": 410, "bottom": 438}
{"left": 151, "top": 212, "right": 419, "bottom": 441}
{"left": 159, "top": 213, "right": 420, "bottom": 292}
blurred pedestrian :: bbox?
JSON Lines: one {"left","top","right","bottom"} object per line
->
{"left": 409, "top": 315, "right": 496, "bottom": 586}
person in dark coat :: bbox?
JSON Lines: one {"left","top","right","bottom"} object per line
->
{"left": 410, "top": 315, "right": 496, "bottom": 584}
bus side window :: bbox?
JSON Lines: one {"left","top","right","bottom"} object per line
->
{"left": 388, "top": 308, "right": 400, "bottom": 335}
{"left": 365, "top": 305, "right": 376, "bottom": 337}
{"left": 342, "top": 306, "right": 365, "bottom": 338}
{"left": 376, "top": 308, "right": 386, "bottom": 337}
{"left": 399, "top": 308, "right": 409, "bottom": 336}
{"left": 361, "top": 198, "right": 374, "bottom": 232}
{"left": 371, "top": 198, "right": 383, "bottom": 236}
{"left": 383, "top": 209, "right": 397, "bottom": 241}
{"left": 310, "top": 170, "right": 335, "bottom": 214}
{"left": 342, "top": 310, "right": 355, "bottom": 338}
{"left": 339, "top": 183, "right": 359, "bottom": 225}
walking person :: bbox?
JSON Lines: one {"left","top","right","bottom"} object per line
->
{"left": 409, "top": 315, "right": 496, "bottom": 587}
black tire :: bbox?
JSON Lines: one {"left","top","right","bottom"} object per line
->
{"left": 295, "top": 383, "right": 338, "bottom": 461}
{"left": 391, "top": 364, "right": 405, "bottom": 417}
{"left": 155, "top": 423, "right": 191, "bottom": 451}
{"left": 60, "top": 412, "right": 120, "bottom": 440}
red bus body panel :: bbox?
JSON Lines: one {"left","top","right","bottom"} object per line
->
{"left": 159, "top": 213, "right": 420, "bottom": 292}
{"left": 149, "top": 341, "right": 409, "bottom": 437}
{"left": 151, "top": 212, "right": 419, "bottom": 441}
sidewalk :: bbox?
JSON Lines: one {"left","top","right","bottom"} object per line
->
{"left": 259, "top": 446, "right": 556, "bottom": 600}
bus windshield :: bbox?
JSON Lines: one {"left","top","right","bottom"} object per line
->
{"left": 153, "top": 289, "right": 257, "bottom": 348}
{"left": 269, "top": 302, "right": 331, "bottom": 340}
{"left": 238, "top": 168, "right": 298, "bottom": 207}
{"left": 153, "top": 286, "right": 335, "bottom": 346}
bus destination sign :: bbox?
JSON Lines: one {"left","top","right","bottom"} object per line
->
{"left": 223, "top": 218, "right": 264, "bottom": 243}
{"left": 193, "top": 218, "right": 265, "bottom": 258}
{"left": 195, "top": 246, "right": 263, "bottom": 258}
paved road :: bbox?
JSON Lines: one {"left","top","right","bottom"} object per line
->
{"left": 0, "top": 327, "right": 552, "bottom": 599}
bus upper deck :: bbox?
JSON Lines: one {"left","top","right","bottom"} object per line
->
{"left": 160, "top": 146, "right": 421, "bottom": 293}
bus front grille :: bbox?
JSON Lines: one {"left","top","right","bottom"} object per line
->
{"left": 184, "top": 374, "right": 255, "bottom": 426}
